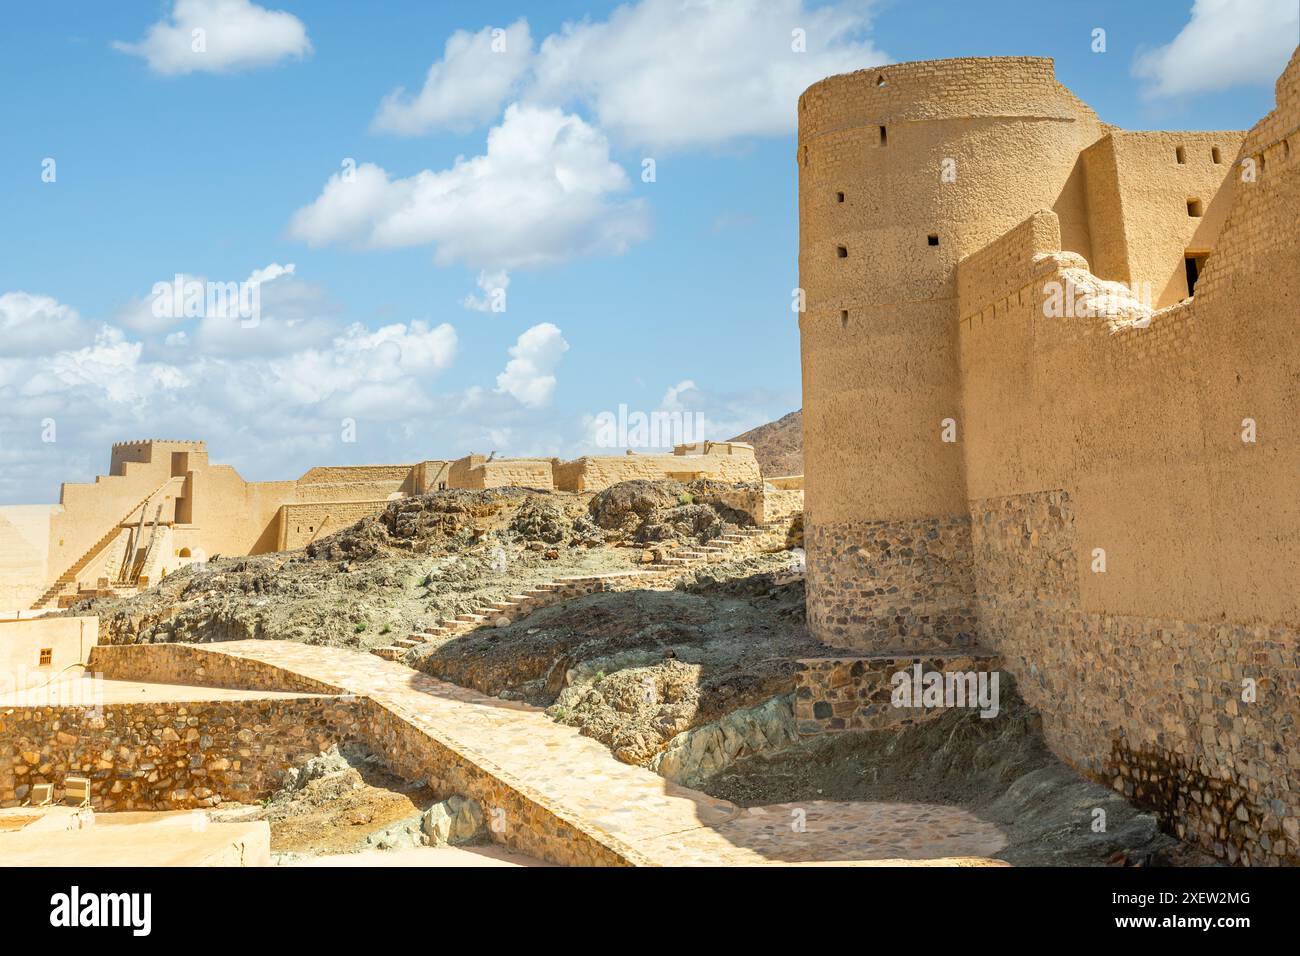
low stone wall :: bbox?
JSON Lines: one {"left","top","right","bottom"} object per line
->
{"left": 85, "top": 643, "right": 637, "bottom": 865}
{"left": 89, "top": 644, "right": 341, "bottom": 695}
{"left": 805, "top": 514, "right": 977, "bottom": 652}
{"left": 0, "top": 695, "right": 355, "bottom": 810}
{"left": 349, "top": 697, "right": 631, "bottom": 866}
{"left": 794, "top": 652, "right": 1001, "bottom": 734}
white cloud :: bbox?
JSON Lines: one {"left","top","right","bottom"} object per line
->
{"left": 1133, "top": 0, "right": 1299, "bottom": 98}
{"left": 289, "top": 104, "right": 649, "bottom": 270}
{"left": 0, "top": 292, "right": 98, "bottom": 354}
{"left": 113, "top": 0, "right": 312, "bottom": 75}
{"left": 462, "top": 270, "right": 510, "bottom": 312}
{"left": 0, "top": 283, "right": 590, "bottom": 502}
{"left": 496, "top": 322, "right": 568, "bottom": 407}
{"left": 114, "top": 262, "right": 341, "bottom": 356}
{"left": 372, "top": 2, "right": 886, "bottom": 150}
{"left": 372, "top": 20, "right": 533, "bottom": 134}
{"left": 538, "top": 0, "right": 886, "bottom": 150}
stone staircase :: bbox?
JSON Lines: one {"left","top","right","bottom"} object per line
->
{"left": 651, "top": 517, "right": 793, "bottom": 568}
{"left": 370, "top": 570, "right": 654, "bottom": 661}
{"left": 30, "top": 482, "right": 173, "bottom": 610}
{"left": 370, "top": 516, "right": 801, "bottom": 662}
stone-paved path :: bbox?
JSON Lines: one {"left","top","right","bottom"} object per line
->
{"left": 196, "top": 641, "right": 1007, "bottom": 866}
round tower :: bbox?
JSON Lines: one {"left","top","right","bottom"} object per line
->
{"left": 797, "top": 57, "right": 1104, "bottom": 652}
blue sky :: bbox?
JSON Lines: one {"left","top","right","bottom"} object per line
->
{"left": 1, "top": 0, "right": 1296, "bottom": 503}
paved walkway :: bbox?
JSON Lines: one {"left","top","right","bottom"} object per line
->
{"left": 189, "top": 641, "right": 1007, "bottom": 867}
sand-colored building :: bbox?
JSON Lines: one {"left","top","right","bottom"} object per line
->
{"left": 797, "top": 52, "right": 1299, "bottom": 864}
{"left": 0, "top": 439, "right": 759, "bottom": 612}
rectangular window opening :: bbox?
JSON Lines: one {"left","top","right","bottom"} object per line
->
{"left": 836, "top": 191, "right": 845, "bottom": 203}
{"left": 927, "top": 234, "right": 939, "bottom": 246}
{"left": 39, "top": 648, "right": 52, "bottom": 666}
{"left": 1211, "top": 146, "right": 1222, "bottom": 164}
{"left": 1187, "top": 198, "right": 1203, "bottom": 217}
{"left": 836, "top": 245, "right": 847, "bottom": 258}
{"left": 879, "top": 125, "right": 888, "bottom": 146}
{"left": 840, "top": 310, "right": 849, "bottom": 328}
{"left": 1175, "top": 146, "right": 1186, "bottom": 164}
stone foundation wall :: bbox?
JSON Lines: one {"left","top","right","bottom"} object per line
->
{"left": 805, "top": 514, "right": 976, "bottom": 652}
{"left": 794, "top": 652, "right": 1001, "bottom": 734}
{"left": 0, "top": 695, "right": 355, "bottom": 810}
{"left": 971, "top": 489, "right": 1300, "bottom": 866}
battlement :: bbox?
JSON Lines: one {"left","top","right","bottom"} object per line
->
{"left": 798, "top": 56, "right": 1097, "bottom": 144}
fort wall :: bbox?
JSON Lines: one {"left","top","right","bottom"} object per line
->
{"left": 799, "top": 51, "right": 1300, "bottom": 864}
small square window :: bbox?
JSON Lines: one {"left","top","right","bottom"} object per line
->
{"left": 39, "top": 648, "right": 52, "bottom": 666}
{"left": 1187, "top": 199, "right": 1203, "bottom": 217}
{"left": 927, "top": 234, "right": 939, "bottom": 246}
{"left": 836, "top": 245, "right": 848, "bottom": 258}
{"left": 836, "top": 191, "right": 845, "bottom": 203}
{"left": 1175, "top": 146, "right": 1186, "bottom": 164}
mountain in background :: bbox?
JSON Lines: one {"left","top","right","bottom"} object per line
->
{"left": 730, "top": 409, "right": 803, "bottom": 478}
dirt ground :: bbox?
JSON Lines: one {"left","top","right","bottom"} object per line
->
{"left": 700, "top": 681, "right": 1216, "bottom": 867}
{"left": 211, "top": 744, "right": 437, "bottom": 857}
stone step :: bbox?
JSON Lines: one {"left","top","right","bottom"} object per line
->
{"left": 372, "top": 646, "right": 404, "bottom": 661}
{"left": 455, "top": 613, "right": 488, "bottom": 624}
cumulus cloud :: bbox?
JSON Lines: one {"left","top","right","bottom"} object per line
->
{"left": 289, "top": 104, "right": 649, "bottom": 270}
{"left": 1133, "top": 0, "right": 1299, "bottom": 98}
{"left": 527, "top": 0, "right": 886, "bottom": 149}
{"left": 0, "top": 281, "right": 588, "bottom": 502}
{"left": 496, "top": 322, "right": 568, "bottom": 407}
{"left": 373, "top": 1, "right": 886, "bottom": 150}
{"left": 462, "top": 270, "right": 510, "bottom": 312}
{"left": 0, "top": 292, "right": 98, "bottom": 354}
{"left": 113, "top": 0, "right": 311, "bottom": 75}
{"left": 372, "top": 20, "right": 533, "bottom": 134}
{"left": 113, "top": 262, "right": 343, "bottom": 356}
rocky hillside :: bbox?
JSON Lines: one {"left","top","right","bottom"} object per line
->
{"left": 731, "top": 409, "right": 802, "bottom": 477}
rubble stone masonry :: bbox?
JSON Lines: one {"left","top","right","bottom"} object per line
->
{"left": 794, "top": 652, "right": 1001, "bottom": 734}
{"left": 0, "top": 696, "right": 354, "bottom": 810}
{"left": 971, "top": 490, "right": 1299, "bottom": 866}
{"left": 805, "top": 515, "right": 976, "bottom": 653}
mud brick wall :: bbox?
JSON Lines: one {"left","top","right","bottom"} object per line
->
{"left": 804, "top": 515, "right": 976, "bottom": 653}
{"left": 794, "top": 652, "right": 1001, "bottom": 734}
{"left": 971, "top": 489, "right": 1300, "bottom": 866}
{"left": 0, "top": 695, "right": 357, "bottom": 810}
